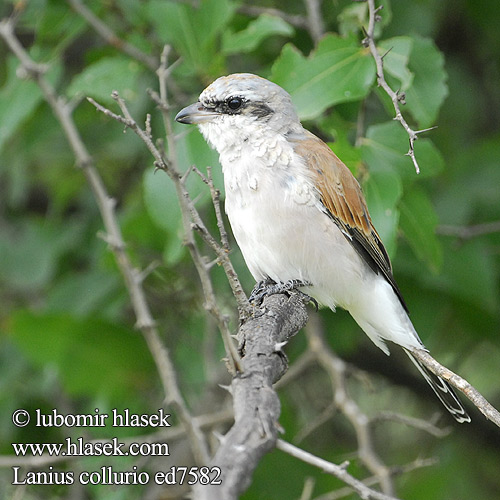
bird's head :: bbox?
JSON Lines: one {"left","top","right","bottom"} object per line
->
{"left": 175, "top": 73, "right": 302, "bottom": 154}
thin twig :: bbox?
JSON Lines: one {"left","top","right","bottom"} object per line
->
{"left": 0, "top": 16, "right": 209, "bottom": 465}
{"left": 193, "top": 293, "right": 309, "bottom": 500}
{"left": 411, "top": 348, "right": 500, "bottom": 427}
{"left": 437, "top": 220, "right": 500, "bottom": 240}
{"left": 303, "top": 0, "right": 324, "bottom": 42}
{"left": 153, "top": 47, "right": 249, "bottom": 368}
{"left": 66, "top": 0, "right": 158, "bottom": 70}
{"left": 154, "top": 47, "right": 250, "bottom": 320}
{"left": 88, "top": 60, "right": 246, "bottom": 373}
{"left": 276, "top": 440, "right": 400, "bottom": 500}
{"left": 300, "top": 477, "right": 316, "bottom": 500}
{"left": 364, "top": 0, "right": 426, "bottom": 174}
{"left": 313, "top": 457, "right": 438, "bottom": 500}
{"left": 371, "top": 411, "right": 451, "bottom": 437}
{"left": 306, "top": 315, "right": 395, "bottom": 495}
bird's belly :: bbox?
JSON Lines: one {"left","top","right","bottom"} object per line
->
{"left": 225, "top": 179, "right": 366, "bottom": 310}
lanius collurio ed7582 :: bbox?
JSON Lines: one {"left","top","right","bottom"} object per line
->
{"left": 175, "top": 73, "right": 470, "bottom": 423}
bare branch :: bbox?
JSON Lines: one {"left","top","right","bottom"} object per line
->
{"left": 0, "top": 16, "right": 210, "bottom": 465}
{"left": 411, "top": 348, "right": 500, "bottom": 427}
{"left": 300, "top": 477, "right": 316, "bottom": 500}
{"left": 88, "top": 87, "right": 246, "bottom": 373}
{"left": 303, "top": 0, "right": 324, "bottom": 42}
{"left": 313, "top": 457, "right": 438, "bottom": 500}
{"left": 193, "top": 293, "right": 309, "bottom": 500}
{"left": 437, "top": 220, "right": 500, "bottom": 240}
{"left": 371, "top": 411, "right": 451, "bottom": 438}
{"left": 66, "top": 0, "right": 158, "bottom": 70}
{"left": 277, "top": 440, "right": 400, "bottom": 500}
{"left": 364, "top": 0, "right": 425, "bottom": 174}
{"left": 306, "top": 315, "right": 396, "bottom": 495}
{"left": 155, "top": 47, "right": 251, "bottom": 322}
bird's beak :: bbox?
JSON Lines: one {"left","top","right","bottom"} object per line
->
{"left": 175, "top": 102, "right": 219, "bottom": 125}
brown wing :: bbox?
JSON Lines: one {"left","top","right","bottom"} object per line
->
{"left": 293, "top": 132, "right": 408, "bottom": 312}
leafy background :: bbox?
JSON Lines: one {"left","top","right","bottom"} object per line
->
{"left": 1, "top": 0, "right": 499, "bottom": 499}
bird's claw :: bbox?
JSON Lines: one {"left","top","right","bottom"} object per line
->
{"left": 249, "top": 278, "right": 318, "bottom": 311}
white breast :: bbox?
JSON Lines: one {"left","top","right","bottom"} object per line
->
{"left": 219, "top": 138, "right": 364, "bottom": 309}
{"left": 199, "top": 119, "right": 422, "bottom": 353}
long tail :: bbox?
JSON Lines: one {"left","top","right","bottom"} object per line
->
{"left": 405, "top": 350, "right": 471, "bottom": 423}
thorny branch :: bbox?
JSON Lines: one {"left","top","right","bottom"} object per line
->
{"left": 0, "top": 15, "right": 210, "bottom": 466}
{"left": 364, "top": 0, "right": 429, "bottom": 174}
{"left": 87, "top": 86, "right": 246, "bottom": 374}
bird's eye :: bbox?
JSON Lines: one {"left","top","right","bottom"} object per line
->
{"left": 227, "top": 97, "right": 243, "bottom": 111}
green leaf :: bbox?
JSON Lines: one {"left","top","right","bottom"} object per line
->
{"left": 399, "top": 187, "right": 443, "bottom": 272}
{"left": 222, "top": 14, "right": 294, "bottom": 54}
{"left": 440, "top": 239, "right": 499, "bottom": 314}
{"left": 318, "top": 112, "right": 363, "bottom": 175}
{"left": 0, "top": 219, "right": 82, "bottom": 291}
{"left": 148, "top": 0, "right": 234, "bottom": 74}
{"left": 37, "top": 0, "right": 87, "bottom": 54}
{"left": 360, "top": 121, "right": 444, "bottom": 179}
{"left": 0, "top": 57, "right": 43, "bottom": 154}
{"left": 143, "top": 169, "right": 182, "bottom": 235}
{"left": 271, "top": 34, "right": 375, "bottom": 120}
{"left": 338, "top": 0, "right": 392, "bottom": 37}
{"left": 45, "top": 270, "right": 123, "bottom": 318}
{"left": 363, "top": 171, "right": 402, "bottom": 257}
{"left": 67, "top": 56, "right": 141, "bottom": 103}
{"left": 405, "top": 36, "right": 448, "bottom": 128}
{"left": 9, "top": 312, "right": 155, "bottom": 401}
{"left": 173, "top": 124, "right": 222, "bottom": 185}
{"left": 379, "top": 36, "right": 414, "bottom": 90}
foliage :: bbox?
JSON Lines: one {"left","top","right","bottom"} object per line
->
{"left": 1, "top": 0, "right": 499, "bottom": 499}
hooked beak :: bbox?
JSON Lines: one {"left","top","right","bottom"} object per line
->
{"left": 175, "top": 102, "right": 219, "bottom": 124}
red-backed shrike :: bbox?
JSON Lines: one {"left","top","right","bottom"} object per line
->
{"left": 176, "top": 73, "right": 470, "bottom": 423}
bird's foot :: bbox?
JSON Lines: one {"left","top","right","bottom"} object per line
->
{"left": 249, "top": 278, "right": 318, "bottom": 310}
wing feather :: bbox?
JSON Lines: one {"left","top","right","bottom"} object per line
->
{"left": 293, "top": 132, "right": 408, "bottom": 313}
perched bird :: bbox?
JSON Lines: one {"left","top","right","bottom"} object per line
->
{"left": 175, "top": 73, "right": 470, "bottom": 423}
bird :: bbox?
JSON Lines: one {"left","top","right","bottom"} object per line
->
{"left": 175, "top": 73, "right": 470, "bottom": 423}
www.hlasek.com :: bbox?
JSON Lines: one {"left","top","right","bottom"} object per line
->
{"left": 10, "top": 408, "right": 222, "bottom": 486}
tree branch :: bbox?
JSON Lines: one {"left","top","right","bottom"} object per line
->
{"left": 66, "top": 0, "right": 158, "bottom": 70}
{"left": 306, "top": 315, "right": 396, "bottom": 495}
{"left": 0, "top": 15, "right": 210, "bottom": 465}
{"left": 312, "top": 457, "right": 438, "bottom": 500}
{"left": 437, "top": 220, "right": 500, "bottom": 240}
{"left": 237, "top": 5, "right": 309, "bottom": 30}
{"left": 277, "top": 439, "right": 400, "bottom": 500}
{"left": 364, "top": 0, "right": 428, "bottom": 174}
{"left": 303, "top": 0, "right": 325, "bottom": 43}
{"left": 193, "top": 293, "right": 309, "bottom": 500}
{"left": 87, "top": 85, "right": 246, "bottom": 373}
{"left": 411, "top": 348, "right": 500, "bottom": 427}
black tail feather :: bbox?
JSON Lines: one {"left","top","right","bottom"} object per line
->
{"left": 405, "top": 350, "right": 471, "bottom": 423}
